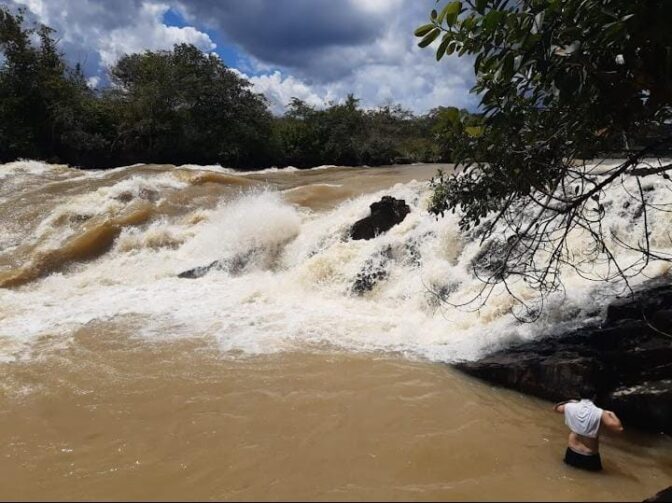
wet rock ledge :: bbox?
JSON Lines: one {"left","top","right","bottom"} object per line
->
{"left": 455, "top": 281, "right": 672, "bottom": 434}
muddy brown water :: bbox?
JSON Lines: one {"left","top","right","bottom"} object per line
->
{"left": 0, "top": 161, "right": 670, "bottom": 501}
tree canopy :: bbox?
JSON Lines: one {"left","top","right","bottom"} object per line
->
{"left": 107, "top": 44, "right": 274, "bottom": 167}
{"left": 0, "top": 8, "right": 101, "bottom": 164}
{"left": 0, "top": 6, "right": 461, "bottom": 170}
{"left": 417, "top": 0, "right": 672, "bottom": 316}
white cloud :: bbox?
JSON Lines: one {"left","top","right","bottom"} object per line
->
{"left": 86, "top": 76, "right": 100, "bottom": 89}
{"left": 352, "top": 0, "right": 404, "bottom": 14}
{"left": 15, "top": 0, "right": 47, "bottom": 18}
{"left": 241, "top": 56, "right": 475, "bottom": 116}
{"left": 12, "top": 0, "right": 215, "bottom": 68}
{"left": 94, "top": 3, "right": 216, "bottom": 66}
{"left": 239, "top": 70, "right": 326, "bottom": 113}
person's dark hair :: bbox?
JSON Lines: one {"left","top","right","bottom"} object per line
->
{"left": 578, "top": 383, "right": 597, "bottom": 401}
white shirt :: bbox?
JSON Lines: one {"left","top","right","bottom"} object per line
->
{"left": 564, "top": 399, "right": 603, "bottom": 438}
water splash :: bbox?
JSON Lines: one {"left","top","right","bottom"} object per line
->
{"left": 0, "top": 160, "right": 670, "bottom": 363}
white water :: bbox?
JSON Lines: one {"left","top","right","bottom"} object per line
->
{"left": 1, "top": 160, "right": 671, "bottom": 363}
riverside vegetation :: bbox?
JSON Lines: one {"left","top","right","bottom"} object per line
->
{"left": 0, "top": 7, "right": 478, "bottom": 170}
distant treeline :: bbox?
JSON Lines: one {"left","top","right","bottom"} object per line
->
{"left": 0, "top": 7, "right": 477, "bottom": 170}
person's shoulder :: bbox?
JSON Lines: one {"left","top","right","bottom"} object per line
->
{"left": 589, "top": 400, "right": 603, "bottom": 412}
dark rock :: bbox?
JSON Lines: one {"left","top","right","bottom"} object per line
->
{"left": 606, "top": 283, "right": 672, "bottom": 325}
{"left": 138, "top": 188, "right": 159, "bottom": 202}
{"left": 471, "top": 237, "right": 519, "bottom": 280}
{"left": 178, "top": 259, "right": 222, "bottom": 279}
{"left": 69, "top": 213, "right": 91, "bottom": 224}
{"left": 645, "top": 487, "right": 672, "bottom": 502}
{"left": 352, "top": 247, "right": 392, "bottom": 294}
{"left": 114, "top": 188, "right": 158, "bottom": 203}
{"left": 178, "top": 251, "right": 254, "bottom": 279}
{"left": 604, "top": 380, "right": 672, "bottom": 432}
{"left": 350, "top": 196, "right": 410, "bottom": 241}
{"left": 455, "top": 281, "right": 672, "bottom": 434}
{"left": 115, "top": 191, "right": 134, "bottom": 203}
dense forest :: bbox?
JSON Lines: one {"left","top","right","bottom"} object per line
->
{"left": 0, "top": 7, "right": 475, "bottom": 170}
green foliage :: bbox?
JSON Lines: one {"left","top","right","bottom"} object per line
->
{"left": 107, "top": 44, "right": 273, "bottom": 167}
{"left": 0, "top": 8, "right": 104, "bottom": 163}
{"left": 417, "top": 0, "right": 672, "bottom": 311}
{"left": 417, "top": 0, "right": 672, "bottom": 228}
{"left": 428, "top": 106, "right": 482, "bottom": 162}
{"left": 272, "top": 98, "right": 447, "bottom": 167}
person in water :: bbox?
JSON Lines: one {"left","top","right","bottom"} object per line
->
{"left": 553, "top": 385, "right": 624, "bottom": 471}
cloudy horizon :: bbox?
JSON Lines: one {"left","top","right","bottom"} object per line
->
{"left": 6, "top": 0, "right": 477, "bottom": 114}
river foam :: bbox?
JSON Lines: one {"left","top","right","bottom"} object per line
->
{"left": 1, "top": 161, "right": 671, "bottom": 363}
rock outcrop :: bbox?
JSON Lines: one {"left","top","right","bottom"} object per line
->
{"left": 350, "top": 196, "right": 410, "bottom": 241}
{"left": 455, "top": 281, "right": 672, "bottom": 434}
{"left": 645, "top": 486, "right": 672, "bottom": 502}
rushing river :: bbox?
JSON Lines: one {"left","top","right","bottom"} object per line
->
{"left": 0, "top": 160, "right": 671, "bottom": 500}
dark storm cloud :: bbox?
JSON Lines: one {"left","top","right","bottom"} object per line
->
{"left": 176, "top": 0, "right": 389, "bottom": 72}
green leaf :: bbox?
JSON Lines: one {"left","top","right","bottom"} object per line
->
{"left": 444, "top": 1, "right": 462, "bottom": 16}
{"left": 437, "top": 4, "right": 447, "bottom": 24}
{"left": 501, "top": 52, "right": 514, "bottom": 81}
{"left": 475, "top": 0, "right": 487, "bottom": 14}
{"left": 438, "top": 1, "right": 460, "bottom": 25}
{"left": 414, "top": 23, "right": 435, "bottom": 37}
{"left": 483, "top": 10, "right": 502, "bottom": 32}
{"left": 465, "top": 126, "right": 483, "bottom": 137}
{"left": 446, "top": 2, "right": 462, "bottom": 26}
{"left": 474, "top": 52, "right": 483, "bottom": 72}
{"left": 418, "top": 27, "right": 441, "bottom": 48}
{"left": 463, "top": 15, "right": 476, "bottom": 31}
{"left": 444, "top": 106, "right": 460, "bottom": 125}
{"left": 437, "top": 36, "right": 451, "bottom": 61}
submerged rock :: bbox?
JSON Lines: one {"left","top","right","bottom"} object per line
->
{"left": 178, "top": 251, "right": 254, "bottom": 279}
{"left": 351, "top": 247, "right": 392, "bottom": 294}
{"left": 350, "top": 196, "right": 410, "bottom": 241}
{"left": 178, "top": 259, "right": 221, "bottom": 279}
{"left": 455, "top": 281, "right": 672, "bottom": 434}
{"left": 471, "top": 236, "right": 520, "bottom": 281}
{"left": 645, "top": 486, "right": 672, "bottom": 502}
{"left": 114, "top": 188, "right": 158, "bottom": 203}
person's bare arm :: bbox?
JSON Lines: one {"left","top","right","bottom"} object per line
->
{"left": 601, "top": 410, "right": 624, "bottom": 433}
{"left": 553, "top": 400, "right": 577, "bottom": 413}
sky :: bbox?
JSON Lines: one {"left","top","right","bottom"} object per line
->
{"left": 5, "top": 0, "right": 477, "bottom": 114}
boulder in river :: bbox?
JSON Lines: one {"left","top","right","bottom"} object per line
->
{"left": 350, "top": 196, "right": 410, "bottom": 241}
{"left": 455, "top": 280, "right": 672, "bottom": 434}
